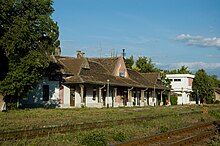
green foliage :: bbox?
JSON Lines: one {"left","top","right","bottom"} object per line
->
{"left": 170, "top": 94, "right": 178, "bottom": 105}
{"left": 169, "top": 65, "right": 192, "bottom": 74}
{"left": 210, "top": 111, "right": 220, "bottom": 119}
{"left": 210, "top": 75, "right": 220, "bottom": 88}
{"left": 131, "top": 65, "right": 141, "bottom": 72}
{"left": 192, "top": 69, "right": 214, "bottom": 104}
{"left": 159, "top": 126, "right": 169, "bottom": 133}
{"left": 208, "top": 136, "right": 220, "bottom": 146}
{"left": 0, "top": 0, "right": 59, "bottom": 106}
{"left": 160, "top": 71, "right": 171, "bottom": 88}
{"left": 112, "top": 131, "right": 127, "bottom": 142}
{"left": 199, "top": 117, "right": 205, "bottom": 122}
{"left": 124, "top": 56, "right": 134, "bottom": 69}
{"left": 78, "top": 131, "right": 107, "bottom": 146}
{"left": 136, "top": 56, "right": 156, "bottom": 73}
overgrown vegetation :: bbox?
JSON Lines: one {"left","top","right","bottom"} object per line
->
{"left": 112, "top": 131, "right": 127, "bottom": 142}
{"left": 0, "top": 105, "right": 220, "bottom": 145}
{"left": 78, "top": 131, "right": 107, "bottom": 146}
{"left": 170, "top": 94, "right": 178, "bottom": 105}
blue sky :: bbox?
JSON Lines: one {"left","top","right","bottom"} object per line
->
{"left": 53, "top": 0, "right": 220, "bottom": 77}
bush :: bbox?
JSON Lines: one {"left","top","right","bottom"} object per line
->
{"left": 159, "top": 126, "right": 169, "bottom": 133}
{"left": 170, "top": 95, "right": 178, "bottom": 105}
{"left": 78, "top": 131, "right": 107, "bottom": 146}
{"left": 214, "top": 100, "right": 220, "bottom": 104}
{"left": 112, "top": 131, "right": 127, "bottom": 142}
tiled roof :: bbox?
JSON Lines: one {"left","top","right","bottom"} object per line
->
{"left": 52, "top": 55, "right": 169, "bottom": 90}
{"left": 64, "top": 58, "right": 145, "bottom": 88}
{"left": 88, "top": 57, "right": 119, "bottom": 75}
{"left": 141, "top": 72, "right": 160, "bottom": 84}
{"left": 128, "top": 69, "right": 169, "bottom": 90}
{"left": 55, "top": 56, "right": 89, "bottom": 75}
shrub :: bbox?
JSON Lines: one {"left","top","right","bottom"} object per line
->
{"left": 214, "top": 100, "right": 220, "bottom": 104}
{"left": 210, "top": 111, "right": 220, "bottom": 119}
{"left": 159, "top": 126, "right": 169, "bottom": 133}
{"left": 112, "top": 131, "right": 127, "bottom": 142}
{"left": 78, "top": 131, "right": 107, "bottom": 146}
{"left": 170, "top": 95, "right": 178, "bottom": 105}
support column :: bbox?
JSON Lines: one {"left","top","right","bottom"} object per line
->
{"left": 113, "top": 88, "right": 117, "bottom": 107}
{"left": 141, "top": 90, "right": 145, "bottom": 103}
{"left": 127, "top": 88, "right": 133, "bottom": 106}
{"left": 80, "top": 84, "right": 84, "bottom": 104}
{"left": 99, "top": 88, "right": 102, "bottom": 103}
{"left": 160, "top": 91, "right": 163, "bottom": 106}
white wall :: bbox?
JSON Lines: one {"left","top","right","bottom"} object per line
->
{"left": 22, "top": 77, "right": 60, "bottom": 108}
{"left": 60, "top": 85, "right": 70, "bottom": 108}
{"left": 166, "top": 74, "right": 194, "bottom": 105}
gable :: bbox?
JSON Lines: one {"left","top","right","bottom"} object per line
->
{"left": 113, "top": 56, "right": 129, "bottom": 78}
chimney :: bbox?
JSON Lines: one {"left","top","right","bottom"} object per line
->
{"left": 76, "top": 50, "right": 85, "bottom": 58}
{"left": 54, "top": 47, "right": 61, "bottom": 56}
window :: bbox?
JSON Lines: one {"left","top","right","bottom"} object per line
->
{"left": 93, "top": 88, "right": 96, "bottom": 100}
{"left": 119, "top": 71, "right": 125, "bottom": 77}
{"left": 169, "top": 79, "right": 173, "bottom": 82}
{"left": 174, "top": 79, "right": 181, "bottom": 82}
{"left": 43, "top": 85, "right": 49, "bottom": 101}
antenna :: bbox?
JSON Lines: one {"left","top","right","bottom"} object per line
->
{"left": 122, "top": 48, "right": 126, "bottom": 59}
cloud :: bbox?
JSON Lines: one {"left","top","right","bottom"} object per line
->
{"left": 172, "top": 62, "right": 220, "bottom": 70}
{"left": 156, "top": 61, "right": 220, "bottom": 78}
{"left": 176, "top": 34, "right": 220, "bottom": 48}
{"left": 156, "top": 61, "right": 220, "bottom": 71}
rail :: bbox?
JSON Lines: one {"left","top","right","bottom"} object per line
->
{"left": 113, "top": 120, "right": 220, "bottom": 146}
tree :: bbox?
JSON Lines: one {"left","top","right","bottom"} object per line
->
{"left": 192, "top": 69, "right": 214, "bottom": 104}
{"left": 177, "top": 66, "right": 192, "bottom": 74}
{"left": 169, "top": 66, "right": 191, "bottom": 74}
{"left": 210, "top": 75, "right": 220, "bottom": 88}
{"left": 124, "top": 56, "right": 134, "bottom": 69}
{"left": 135, "top": 56, "right": 156, "bottom": 73}
{"left": 0, "top": 0, "right": 59, "bottom": 107}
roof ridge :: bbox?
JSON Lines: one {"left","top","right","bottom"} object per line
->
{"left": 88, "top": 59, "right": 111, "bottom": 74}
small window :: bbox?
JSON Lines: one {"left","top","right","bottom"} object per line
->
{"left": 43, "top": 85, "right": 49, "bottom": 101}
{"left": 119, "top": 71, "right": 125, "bottom": 77}
{"left": 169, "top": 79, "right": 173, "bottom": 82}
{"left": 93, "top": 88, "right": 96, "bottom": 100}
{"left": 174, "top": 79, "right": 181, "bottom": 82}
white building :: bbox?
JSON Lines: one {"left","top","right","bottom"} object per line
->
{"left": 166, "top": 74, "right": 195, "bottom": 105}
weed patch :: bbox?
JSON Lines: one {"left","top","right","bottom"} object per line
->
{"left": 112, "top": 131, "right": 127, "bottom": 142}
{"left": 78, "top": 131, "right": 107, "bottom": 146}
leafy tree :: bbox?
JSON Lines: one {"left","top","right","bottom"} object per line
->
{"left": 210, "top": 75, "right": 220, "bottom": 88}
{"left": 135, "top": 56, "right": 156, "bottom": 73}
{"left": 131, "top": 66, "right": 141, "bottom": 72}
{"left": 192, "top": 69, "right": 214, "bottom": 104}
{"left": 177, "top": 66, "right": 192, "bottom": 74}
{"left": 0, "top": 0, "right": 59, "bottom": 107}
{"left": 124, "top": 56, "right": 134, "bottom": 69}
{"left": 160, "top": 71, "right": 171, "bottom": 88}
{"left": 169, "top": 66, "right": 191, "bottom": 74}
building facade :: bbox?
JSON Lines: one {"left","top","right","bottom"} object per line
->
{"left": 21, "top": 55, "right": 170, "bottom": 108}
{"left": 166, "top": 74, "right": 195, "bottom": 105}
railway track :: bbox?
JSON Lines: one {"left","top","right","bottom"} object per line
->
{"left": 0, "top": 109, "right": 219, "bottom": 141}
{"left": 113, "top": 120, "right": 220, "bottom": 146}
{"left": 0, "top": 110, "right": 203, "bottom": 141}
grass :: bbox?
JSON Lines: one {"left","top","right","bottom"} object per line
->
{"left": 0, "top": 104, "right": 220, "bottom": 145}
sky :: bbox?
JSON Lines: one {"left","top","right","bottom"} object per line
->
{"left": 52, "top": 0, "right": 220, "bottom": 77}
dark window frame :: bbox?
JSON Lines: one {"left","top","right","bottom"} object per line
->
{"left": 43, "top": 85, "right": 49, "bottom": 101}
